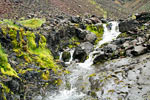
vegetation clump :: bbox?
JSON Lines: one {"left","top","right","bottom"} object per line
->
{"left": 18, "top": 18, "right": 46, "bottom": 29}
{"left": 0, "top": 44, "right": 18, "bottom": 78}
{"left": 86, "top": 24, "right": 104, "bottom": 44}
{"left": 0, "top": 18, "right": 62, "bottom": 100}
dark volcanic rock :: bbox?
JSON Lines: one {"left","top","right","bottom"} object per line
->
{"left": 73, "top": 47, "right": 87, "bottom": 62}
{"left": 71, "top": 16, "right": 81, "bottom": 23}
{"left": 62, "top": 51, "right": 71, "bottom": 62}
{"left": 119, "top": 20, "right": 139, "bottom": 33}
{"left": 80, "top": 42, "right": 94, "bottom": 54}
{"left": 76, "top": 28, "right": 87, "bottom": 40}
{"left": 136, "top": 12, "right": 150, "bottom": 23}
{"left": 85, "top": 33, "right": 97, "bottom": 43}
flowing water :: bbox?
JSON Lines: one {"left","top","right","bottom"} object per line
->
{"left": 42, "top": 21, "right": 121, "bottom": 100}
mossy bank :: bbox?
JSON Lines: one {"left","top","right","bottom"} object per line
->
{"left": 0, "top": 18, "right": 64, "bottom": 100}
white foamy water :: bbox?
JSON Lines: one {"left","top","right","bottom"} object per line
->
{"left": 42, "top": 21, "right": 121, "bottom": 100}
{"left": 97, "top": 21, "right": 121, "bottom": 48}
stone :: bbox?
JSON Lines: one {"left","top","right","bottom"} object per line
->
{"left": 136, "top": 12, "right": 150, "bottom": 23}
{"left": 73, "top": 47, "right": 87, "bottom": 62}
{"left": 119, "top": 20, "right": 139, "bottom": 33}
{"left": 131, "top": 45, "right": 147, "bottom": 56}
{"left": 62, "top": 51, "right": 71, "bottom": 62}
{"left": 85, "top": 33, "right": 97, "bottom": 43}
{"left": 93, "top": 52, "right": 107, "bottom": 64}
{"left": 90, "top": 17, "right": 100, "bottom": 24}
{"left": 71, "top": 16, "right": 81, "bottom": 23}
{"left": 76, "top": 28, "right": 87, "bottom": 40}
{"left": 80, "top": 42, "right": 94, "bottom": 54}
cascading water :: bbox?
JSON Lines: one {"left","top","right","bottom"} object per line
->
{"left": 43, "top": 21, "right": 121, "bottom": 100}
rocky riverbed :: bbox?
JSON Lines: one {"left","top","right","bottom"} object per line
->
{"left": 0, "top": 12, "right": 150, "bottom": 100}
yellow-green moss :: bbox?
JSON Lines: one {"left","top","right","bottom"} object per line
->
{"left": 117, "top": 32, "right": 128, "bottom": 38}
{"left": 18, "top": 18, "right": 45, "bottom": 29}
{"left": 86, "top": 24, "right": 104, "bottom": 44}
{"left": 0, "top": 18, "right": 59, "bottom": 76}
{"left": 0, "top": 44, "right": 18, "bottom": 78}
{"left": 1, "top": 19, "right": 19, "bottom": 29}
{"left": 41, "top": 70, "right": 50, "bottom": 80}
{"left": 0, "top": 82, "right": 13, "bottom": 100}
{"left": 68, "top": 37, "right": 80, "bottom": 48}
{"left": 88, "top": 73, "right": 96, "bottom": 77}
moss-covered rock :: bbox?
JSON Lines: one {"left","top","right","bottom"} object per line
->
{"left": 86, "top": 24, "right": 104, "bottom": 44}
{"left": 117, "top": 32, "right": 129, "bottom": 38}
{"left": 62, "top": 51, "right": 71, "bottom": 62}
{"left": 0, "top": 18, "right": 63, "bottom": 100}
{"left": 18, "top": 18, "right": 46, "bottom": 29}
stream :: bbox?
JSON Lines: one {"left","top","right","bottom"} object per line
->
{"left": 36, "top": 21, "right": 121, "bottom": 100}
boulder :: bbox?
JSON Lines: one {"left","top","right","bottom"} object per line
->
{"left": 136, "top": 12, "right": 150, "bottom": 23}
{"left": 70, "top": 16, "right": 81, "bottom": 23}
{"left": 103, "top": 44, "right": 117, "bottom": 53}
{"left": 93, "top": 52, "right": 107, "bottom": 64}
{"left": 131, "top": 45, "right": 147, "bottom": 56}
{"left": 80, "top": 42, "right": 94, "bottom": 54}
{"left": 119, "top": 20, "right": 139, "bottom": 33}
{"left": 62, "top": 51, "right": 71, "bottom": 62}
{"left": 90, "top": 17, "right": 101, "bottom": 24}
{"left": 76, "top": 28, "right": 87, "bottom": 40}
{"left": 73, "top": 47, "right": 87, "bottom": 62}
{"left": 85, "top": 33, "right": 97, "bottom": 43}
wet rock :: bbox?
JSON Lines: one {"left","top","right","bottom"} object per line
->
{"left": 101, "top": 19, "right": 108, "bottom": 23}
{"left": 62, "top": 51, "right": 71, "bottom": 62}
{"left": 103, "top": 44, "right": 117, "bottom": 53}
{"left": 73, "top": 47, "right": 87, "bottom": 62}
{"left": 80, "top": 42, "right": 94, "bottom": 54}
{"left": 106, "top": 23, "right": 112, "bottom": 30}
{"left": 85, "top": 33, "right": 97, "bottom": 43}
{"left": 131, "top": 45, "right": 147, "bottom": 56}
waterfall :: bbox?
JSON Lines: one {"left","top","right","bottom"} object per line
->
{"left": 42, "top": 21, "right": 121, "bottom": 100}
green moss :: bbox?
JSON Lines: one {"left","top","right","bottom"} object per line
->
{"left": 0, "top": 82, "right": 13, "bottom": 100}
{"left": 88, "top": 73, "right": 96, "bottom": 77}
{"left": 68, "top": 36, "right": 80, "bottom": 49}
{"left": 0, "top": 19, "right": 59, "bottom": 75}
{"left": 1, "top": 19, "right": 19, "bottom": 29}
{"left": 0, "top": 18, "right": 63, "bottom": 100}
{"left": 62, "top": 51, "right": 71, "bottom": 62}
{"left": 86, "top": 24, "right": 104, "bottom": 44}
{"left": 140, "top": 25, "right": 146, "bottom": 31}
{"left": 117, "top": 32, "right": 128, "bottom": 38}
{"left": 18, "top": 18, "right": 45, "bottom": 29}
{"left": 0, "top": 44, "right": 18, "bottom": 78}
{"left": 41, "top": 70, "right": 50, "bottom": 80}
